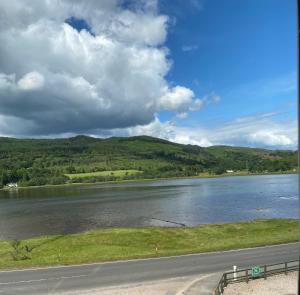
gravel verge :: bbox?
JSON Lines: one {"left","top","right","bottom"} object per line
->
{"left": 223, "top": 271, "right": 298, "bottom": 295}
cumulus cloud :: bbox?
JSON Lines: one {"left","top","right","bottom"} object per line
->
{"left": 0, "top": 1, "right": 292, "bottom": 150}
{"left": 101, "top": 113, "right": 296, "bottom": 149}
{"left": 158, "top": 86, "right": 202, "bottom": 112}
{"left": 0, "top": 0, "right": 205, "bottom": 136}
{"left": 248, "top": 131, "right": 293, "bottom": 146}
{"left": 17, "top": 72, "right": 45, "bottom": 90}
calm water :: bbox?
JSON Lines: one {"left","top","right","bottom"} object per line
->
{"left": 0, "top": 174, "right": 298, "bottom": 239}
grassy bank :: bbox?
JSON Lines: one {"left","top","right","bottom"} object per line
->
{"left": 0, "top": 219, "right": 298, "bottom": 269}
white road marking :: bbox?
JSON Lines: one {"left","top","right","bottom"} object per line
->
{"left": 0, "top": 275, "right": 88, "bottom": 285}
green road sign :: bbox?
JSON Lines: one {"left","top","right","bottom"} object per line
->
{"left": 251, "top": 266, "right": 262, "bottom": 277}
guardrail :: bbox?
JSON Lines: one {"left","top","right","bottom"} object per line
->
{"left": 213, "top": 260, "right": 299, "bottom": 295}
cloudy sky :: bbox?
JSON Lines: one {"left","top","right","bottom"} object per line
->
{"left": 0, "top": 0, "right": 297, "bottom": 149}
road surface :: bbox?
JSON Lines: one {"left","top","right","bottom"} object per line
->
{"left": 0, "top": 243, "right": 298, "bottom": 294}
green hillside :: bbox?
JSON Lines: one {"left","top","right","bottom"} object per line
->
{"left": 0, "top": 135, "right": 297, "bottom": 188}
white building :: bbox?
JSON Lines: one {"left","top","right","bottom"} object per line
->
{"left": 7, "top": 183, "right": 18, "bottom": 188}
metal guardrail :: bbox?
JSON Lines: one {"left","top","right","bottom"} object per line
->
{"left": 213, "top": 260, "right": 299, "bottom": 295}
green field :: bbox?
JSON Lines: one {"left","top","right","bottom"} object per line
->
{"left": 65, "top": 169, "right": 142, "bottom": 179}
{"left": 0, "top": 219, "right": 298, "bottom": 269}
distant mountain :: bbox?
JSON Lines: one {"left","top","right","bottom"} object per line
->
{"left": 0, "top": 135, "right": 297, "bottom": 187}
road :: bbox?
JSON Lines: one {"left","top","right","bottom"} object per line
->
{"left": 0, "top": 243, "right": 298, "bottom": 294}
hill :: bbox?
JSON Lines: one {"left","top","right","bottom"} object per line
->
{"left": 0, "top": 135, "right": 297, "bottom": 187}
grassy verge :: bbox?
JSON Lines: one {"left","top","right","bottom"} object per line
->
{"left": 0, "top": 219, "right": 298, "bottom": 269}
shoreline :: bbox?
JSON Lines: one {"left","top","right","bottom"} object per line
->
{"left": 1, "top": 171, "right": 296, "bottom": 191}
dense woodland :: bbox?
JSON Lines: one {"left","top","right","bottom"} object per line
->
{"left": 0, "top": 135, "right": 297, "bottom": 188}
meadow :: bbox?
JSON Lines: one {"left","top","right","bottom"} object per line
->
{"left": 0, "top": 219, "right": 297, "bottom": 269}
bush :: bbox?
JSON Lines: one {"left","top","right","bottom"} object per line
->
{"left": 10, "top": 240, "right": 33, "bottom": 261}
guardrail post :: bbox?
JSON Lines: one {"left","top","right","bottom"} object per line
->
{"left": 264, "top": 265, "right": 267, "bottom": 280}
{"left": 233, "top": 265, "right": 237, "bottom": 281}
{"left": 224, "top": 273, "right": 227, "bottom": 287}
{"left": 285, "top": 262, "right": 288, "bottom": 275}
{"left": 246, "top": 269, "right": 249, "bottom": 283}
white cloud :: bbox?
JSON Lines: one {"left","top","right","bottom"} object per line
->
{"left": 202, "top": 92, "right": 221, "bottom": 104}
{"left": 0, "top": 0, "right": 205, "bottom": 136}
{"left": 18, "top": 71, "right": 44, "bottom": 90}
{"left": 176, "top": 112, "right": 188, "bottom": 119}
{"left": 0, "top": 73, "right": 16, "bottom": 90}
{"left": 158, "top": 86, "right": 202, "bottom": 112}
{"left": 0, "top": 1, "right": 292, "bottom": 150}
{"left": 101, "top": 113, "right": 296, "bottom": 149}
{"left": 248, "top": 131, "right": 293, "bottom": 146}
{"left": 182, "top": 45, "right": 198, "bottom": 52}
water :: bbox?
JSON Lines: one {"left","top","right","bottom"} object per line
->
{"left": 0, "top": 174, "right": 298, "bottom": 239}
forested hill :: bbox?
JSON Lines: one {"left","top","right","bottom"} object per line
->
{"left": 0, "top": 135, "right": 297, "bottom": 187}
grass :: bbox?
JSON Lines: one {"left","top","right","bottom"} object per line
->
{"left": 65, "top": 169, "right": 142, "bottom": 179}
{"left": 0, "top": 219, "right": 298, "bottom": 269}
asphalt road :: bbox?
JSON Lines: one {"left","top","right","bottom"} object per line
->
{"left": 0, "top": 243, "right": 298, "bottom": 295}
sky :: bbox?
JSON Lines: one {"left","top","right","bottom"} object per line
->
{"left": 0, "top": 0, "right": 297, "bottom": 149}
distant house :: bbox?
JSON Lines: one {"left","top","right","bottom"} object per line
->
{"left": 7, "top": 183, "right": 18, "bottom": 188}
{"left": 226, "top": 170, "right": 234, "bottom": 173}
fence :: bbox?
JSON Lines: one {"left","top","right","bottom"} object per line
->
{"left": 213, "top": 260, "right": 299, "bottom": 295}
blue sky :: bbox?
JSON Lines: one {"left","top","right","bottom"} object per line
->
{"left": 0, "top": 0, "right": 297, "bottom": 149}
{"left": 158, "top": 0, "right": 296, "bottom": 128}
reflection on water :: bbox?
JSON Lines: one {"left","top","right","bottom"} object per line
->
{"left": 0, "top": 174, "right": 298, "bottom": 239}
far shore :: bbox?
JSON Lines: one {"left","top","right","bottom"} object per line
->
{"left": 1, "top": 170, "right": 296, "bottom": 191}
